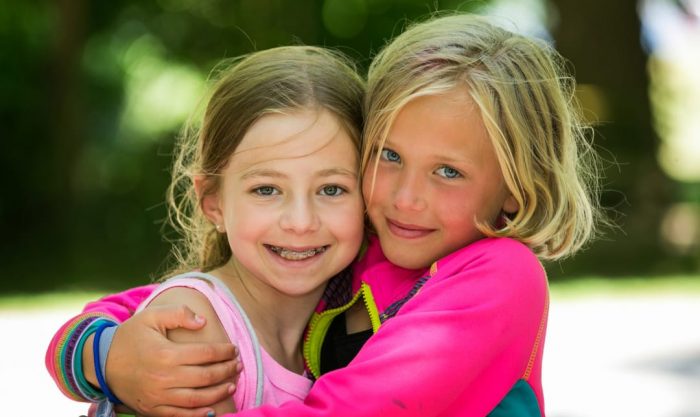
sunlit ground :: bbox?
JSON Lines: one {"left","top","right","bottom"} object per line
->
{"left": 1, "top": 277, "right": 699, "bottom": 417}
{"left": 544, "top": 277, "right": 700, "bottom": 417}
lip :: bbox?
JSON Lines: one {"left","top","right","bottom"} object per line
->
{"left": 385, "top": 218, "right": 435, "bottom": 239}
{"left": 263, "top": 244, "right": 329, "bottom": 266}
{"left": 266, "top": 244, "right": 327, "bottom": 251}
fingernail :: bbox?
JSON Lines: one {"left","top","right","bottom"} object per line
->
{"left": 228, "top": 383, "right": 236, "bottom": 394}
{"left": 194, "top": 314, "right": 205, "bottom": 324}
{"left": 207, "top": 411, "right": 215, "bottom": 417}
{"left": 236, "top": 362, "right": 243, "bottom": 372}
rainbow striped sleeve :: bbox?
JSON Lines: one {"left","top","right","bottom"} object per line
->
{"left": 45, "top": 284, "right": 157, "bottom": 402}
{"left": 47, "top": 313, "right": 117, "bottom": 401}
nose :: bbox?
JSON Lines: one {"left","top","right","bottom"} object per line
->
{"left": 392, "top": 169, "right": 428, "bottom": 212}
{"left": 279, "top": 196, "right": 321, "bottom": 234}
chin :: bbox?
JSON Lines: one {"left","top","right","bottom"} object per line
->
{"left": 384, "top": 251, "right": 431, "bottom": 270}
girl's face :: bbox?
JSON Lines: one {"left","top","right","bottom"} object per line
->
{"left": 363, "top": 88, "right": 518, "bottom": 270}
{"left": 203, "top": 108, "right": 364, "bottom": 298}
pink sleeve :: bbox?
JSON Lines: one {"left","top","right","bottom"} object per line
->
{"left": 232, "top": 238, "right": 548, "bottom": 417}
{"left": 45, "top": 284, "right": 157, "bottom": 401}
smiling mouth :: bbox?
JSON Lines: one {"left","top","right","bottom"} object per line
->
{"left": 386, "top": 219, "right": 434, "bottom": 238}
{"left": 265, "top": 245, "right": 329, "bottom": 261}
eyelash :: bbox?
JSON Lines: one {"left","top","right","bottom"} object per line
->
{"left": 251, "top": 185, "right": 348, "bottom": 197}
{"left": 380, "top": 148, "right": 401, "bottom": 163}
{"left": 380, "top": 147, "right": 463, "bottom": 180}
{"left": 435, "top": 166, "right": 462, "bottom": 179}
{"left": 319, "top": 185, "right": 347, "bottom": 197}
{"left": 252, "top": 186, "right": 279, "bottom": 196}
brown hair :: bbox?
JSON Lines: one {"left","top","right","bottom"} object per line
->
{"left": 165, "top": 46, "right": 364, "bottom": 275}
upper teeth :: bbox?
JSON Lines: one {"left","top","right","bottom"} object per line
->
{"left": 269, "top": 246, "right": 327, "bottom": 260}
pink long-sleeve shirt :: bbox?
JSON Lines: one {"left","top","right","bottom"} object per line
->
{"left": 47, "top": 236, "right": 548, "bottom": 416}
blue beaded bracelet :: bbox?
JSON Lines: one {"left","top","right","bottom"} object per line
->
{"left": 92, "top": 321, "right": 122, "bottom": 405}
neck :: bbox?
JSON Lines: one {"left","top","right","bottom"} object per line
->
{"left": 212, "top": 260, "right": 324, "bottom": 373}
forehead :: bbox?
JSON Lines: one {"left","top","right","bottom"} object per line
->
{"left": 239, "top": 108, "right": 333, "bottom": 148}
{"left": 388, "top": 89, "right": 492, "bottom": 155}
{"left": 230, "top": 108, "right": 358, "bottom": 171}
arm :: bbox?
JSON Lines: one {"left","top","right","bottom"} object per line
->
{"left": 232, "top": 238, "right": 548, "bottom": 417}
{"left": 45, "top": 285, "right": 156, "bottom": 401}
{"left": 142, "top": 286, "right": 237, "bottom": 415}
{"left": 45, "top": 285, "right": 239, "bottom": 417}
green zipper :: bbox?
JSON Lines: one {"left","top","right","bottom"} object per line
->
{"left": 303, "top": 282, "right": 381, "bottom": 379}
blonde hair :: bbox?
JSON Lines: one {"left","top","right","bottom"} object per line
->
{"left": 363, "top": 13, "right": 603, "bottom": 260}
{"left": 166, "top": 46, "right": 364, "bottom": 275}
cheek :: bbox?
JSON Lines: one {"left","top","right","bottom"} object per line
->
{"left": 440, "top": 206, "right": 473, "bottom": 231}
{"left": 227, "top": 202, "right": 270, "bottom": 236}
{"left": 433, "top": 189, "right": 473, "bottom": 226}
{"left": 327, "top": 198, "right": 365, "bottom": 236}
{"left": 478, "top": 183, "right": 511, "bottom": 222}
{"left": 362, "top": 166, "right": 391, "bottom": 211}
{"left": 361, "top": 167, "right": 375, "bottom": 204}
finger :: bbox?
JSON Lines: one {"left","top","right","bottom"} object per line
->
{"left": 166, "top": 383, "right": 236, "bottom": 409}
{"left": 145, "top": 305, "right": 208, "bottom": 332}
{"left": 177, "top": 341, "right": 238, "bottom": 365}
{"left": 150, "top": 405, "right": 217, "bottom": 417}
{"left": 177, "top": 360, "right": 240, "bottom": 388}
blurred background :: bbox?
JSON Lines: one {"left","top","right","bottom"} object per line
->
{"left": 1, "top": 0, "right": 700, "bottom": 291}
{"left": 0, "top": 0, "right": 698, "bottom": 416}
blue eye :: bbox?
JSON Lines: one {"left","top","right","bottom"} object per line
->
{"left": 320, "top": 185, "right": 345, "bottom": 196}
{"left": 253, "top": 186, "right": 278, "bottom": 196}
{"left": 380, "top": 149, "right": 401, "bottom": 163}
{"left": 435, "top": 166, "right": 462, "bottom": 179}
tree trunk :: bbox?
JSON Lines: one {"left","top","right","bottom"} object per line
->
{"left": 548, "top": 0, "right": 675, "bottom": 275}
{"left": 50, "top": 0, "right": 87, "bottom": 209}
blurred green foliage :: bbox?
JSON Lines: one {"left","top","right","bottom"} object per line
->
{"left": 1, "top": 0, "right": 698, "bottom": 293}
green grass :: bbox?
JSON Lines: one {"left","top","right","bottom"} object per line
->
{"left": 550, "top": 274, "right": 700, "bottom": 298}
{"left": 0, "top": 291, "right": 104, "bottom": 311}
{"left": 1, "top": 275, "right": 698, "bottom": 311}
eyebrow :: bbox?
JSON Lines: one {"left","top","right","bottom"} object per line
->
{"left": 317, "top": 168, "right": 358, "bottom": 178}
{"left": 240, "top": 167, "right": 358, "bottom": 180}
{"left": 436, "top": 155, "right": 475, "bottom": 165}
{"left": 240, "top": 169, "right": 287, "bottom": 181}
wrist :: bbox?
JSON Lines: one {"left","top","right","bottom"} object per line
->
{"left": 82, "top": 333, "right": 99, "bottom": 387}
{"left": 93, "top": 321, "right": 122, "bottom": 405}
{"left": 60, "top": 315, "right": 118, "bottom": 401}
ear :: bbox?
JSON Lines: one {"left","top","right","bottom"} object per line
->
{"left": 502, "top": 193, "right": 519, "bottom": 215}
{"left": 193, "top": 175, "right": 224, "bottom": 228}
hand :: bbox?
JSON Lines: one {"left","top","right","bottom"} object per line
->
{"left": 107, "top": 304, "right": 240, "bottom": 417}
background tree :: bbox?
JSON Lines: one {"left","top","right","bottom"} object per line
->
{"left": 548, "top": 0, "right": 686, "bottom": 276}
{"left": 1, "top": 0, "right": 695, "bottom": 293}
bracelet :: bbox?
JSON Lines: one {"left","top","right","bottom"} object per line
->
{"left": 92, "top": 321, "right": 122, "bottom": 405}
{"left": 65, "top": 316, "right": 103, "bottom": 400}
{"left": 74, "top": 318, "right": 111, "bottom": 400}
{"left": 98, "top": 325, "right": 118, "bottom": 386}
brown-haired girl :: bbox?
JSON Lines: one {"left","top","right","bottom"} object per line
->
{"left": 47, "top": 45, "right": 366, "bottom": 417}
